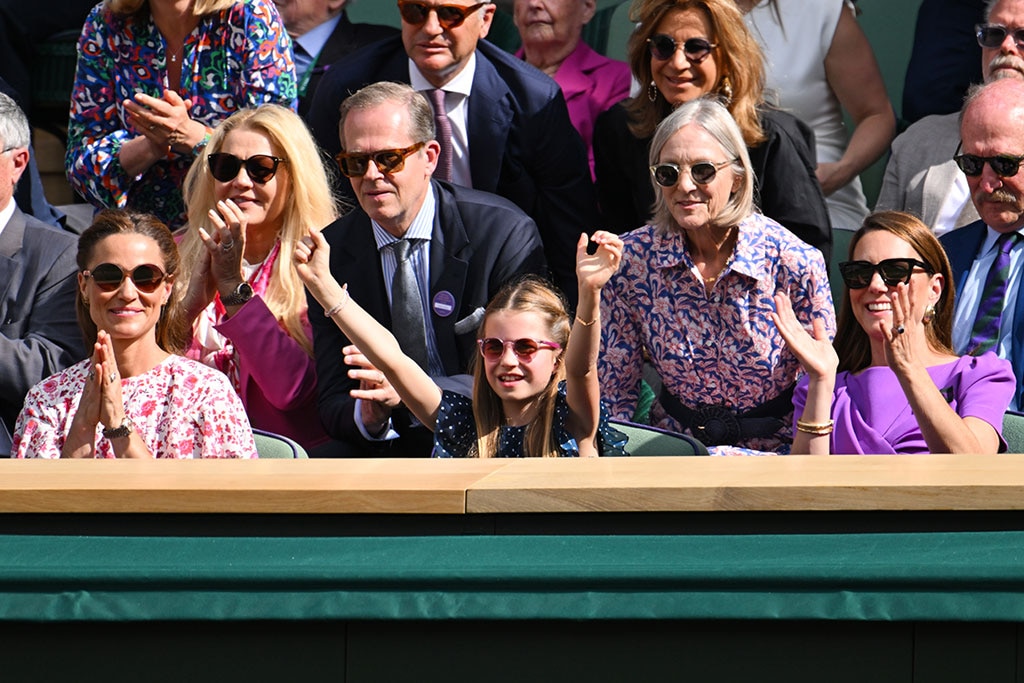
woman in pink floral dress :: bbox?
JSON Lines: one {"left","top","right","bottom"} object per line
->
{"left": 13, "top": 210, "right": 257, "bottom": 459}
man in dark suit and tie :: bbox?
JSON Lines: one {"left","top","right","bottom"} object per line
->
{"left": 0, "top": 92, "right": 82, "bottom": 453}
{"left": 274, "top": 0, "right": 398, "bottom": 118}
{"left": 310, "top": 81, "right": 546, "bottom": 457}
{"left": 941, "top": 78, "right": 1024, "bottom": 410}
{"left": 307, "top": 0, "right": 596, "bottom": 303}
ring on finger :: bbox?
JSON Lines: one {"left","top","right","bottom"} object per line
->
{"left": 87, "top": 370, "right": 96, "bottom": 381}
{"left": 221, "top": 240, "right": 234, "bottom": 252}
{"left": 895, "top": 324, "right": 906, "bottom": 335}
{"left": 108, "top": 372, "right": 118, "bottom": 383}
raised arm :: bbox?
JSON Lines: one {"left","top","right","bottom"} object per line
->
{"left": 294, "top": 228, "right": 443, "bottom": 429}
{"left": 565, "top": 231, "right": 623, "bottom": 457}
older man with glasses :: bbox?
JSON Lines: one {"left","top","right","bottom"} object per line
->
{"left": 877, "top": 0, "right": 1024, "bottom": 235}
{"left": 306, "top": 0, "right": 596, "bottom": 305}
{"left": 941, "top": 77, "right": 1024, "bottom": 411}
{"left": 309, "top": 81, "right": 546, "bottom": 457}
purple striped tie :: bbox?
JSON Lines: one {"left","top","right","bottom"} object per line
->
{"left": 967, "top": 231, "right": 1021, "bottom": 355}
{"left": 428, "top": 88, "right": 453, "bottom": 182}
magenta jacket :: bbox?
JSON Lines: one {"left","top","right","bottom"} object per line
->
{"left": 518, "top": 40, "right": 631, "bottom": 178}
{"left": 215, "top": 296, "right": 329, "bottom": 450}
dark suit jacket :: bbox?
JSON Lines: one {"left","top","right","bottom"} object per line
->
{"left": 309, "top": 180, "right": 547, "bottom": 457}
{"left": 296, "top": 12, "right": 398, "bottom": 119}
{"left": 307, "top": 35, "right": 597, "bottom": 302}
{"left": 941, "top": 220, "right": 1024, "bottom": 409}
{"left": 0, "top": 207, "right": 83, "bottom": 442}
{"left": 592, "top": 102, "right": 833, "bottom": 264}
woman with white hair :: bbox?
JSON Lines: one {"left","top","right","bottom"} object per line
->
{"left": 599, "top": 96, "right": 835, "bottom": 453}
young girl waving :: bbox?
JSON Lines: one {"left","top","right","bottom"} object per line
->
{"left": 296, "top": 230, "right": 626, "bottom": 457}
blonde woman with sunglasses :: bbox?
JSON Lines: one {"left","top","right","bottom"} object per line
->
{"left": 773, "top": 211, "right": 1014, "bottom": 454}
{"left": 178, "top": 104, "right": 339, "bottom": 454}
{"left": 13, "top": 210, "right": 257, "bottom": 459}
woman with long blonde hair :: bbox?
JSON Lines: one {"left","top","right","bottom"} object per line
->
{"left": 178, "top": 103, "right": 338, "bottom": 453}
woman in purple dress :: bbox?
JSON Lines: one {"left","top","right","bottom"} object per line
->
{"left": 773, "top": 210, "right": 1015, "bottom": 454}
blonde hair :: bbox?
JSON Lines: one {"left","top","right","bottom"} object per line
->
{"left": 624, "top": 0, "right": 766, "bottom": 145}
{"left": 180, "top": 104, "right": 338, "bottom": 354}
{"left": 104, "top": 0, "right": 237, "bottom": 15}
{"left": 470, "top": 277, "right": 571, "bottom": 458}
{"left": 648, "top": 97, "right": 754, "bottom": 233}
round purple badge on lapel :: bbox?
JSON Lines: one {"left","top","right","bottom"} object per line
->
{"left": 432, "top": 290, "right": 456, "bottom": 317}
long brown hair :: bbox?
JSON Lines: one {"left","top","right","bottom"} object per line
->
{"left": 624, "top": 0, "right": 766, "bottom": 145}
{"left": 76, "top": 210, "right": 190, "bottom": 354}
{"left": 834, "top": 211, "right": 956, "bottom": 373}
{"left": 471, "top": 276, "right": 571, "bottom": 458}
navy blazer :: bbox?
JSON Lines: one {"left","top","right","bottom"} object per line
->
{"left": 308, "top": 180, "right": 547, "bottom": 457}
{"left": 941, "top": 220, "right": 1024, "bottom": 409}
{"left": 307, "top": 35, "right": 597, "bottom": 303}
{"left": 0, "top": 208, "right": 83, "bottom": 440}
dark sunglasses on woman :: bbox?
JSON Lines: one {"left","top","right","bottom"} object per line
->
{"left": 647, "top": 34, "right": 716, "bottom": 63}
{"left": 650, "top": 160, "right": 733, "bottom": 187}
{"left": 335, "top": 142, "right": 426, "bottom": 178}
{"left": 83, "top": 263, "right": 166, "bottom": 293}
{"left": 838, "top": 258, "right": 934, "bottom": 289}
{"left": 953, "top": 141, "right": 1024, "bottom": 178}
{"left": 208, "top": 153, "right": 287, "bottom": 184}
{"left": 397, "top": 1, "right": 488, "bottom": 29}
{"left": 975, "top": 23, "right": 1024, "bottom": 49}
{"left": 477, "top": 337, "right": 561, "bottom": 361}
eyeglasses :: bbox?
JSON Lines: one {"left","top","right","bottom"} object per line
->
{"left": 335, "top": 141, "right": 427, "bottom": 178}
{"left": 650, "top": 160, "right": 733, "bottom": 187}
{"left": 647, "top": 34, "right": 717, "bottom": 63}
{"left": 83, "top": 263, "right": 167, "bottom": 293}
{"left": 953, "top": 142, "right": 1024, "bottom": 178}
{"left": 477, "top": 337, "right": 561, "bottom": 360}
{"left": 208, "top": 153, "right": 287, "bottom": 184}
{"left": 837, "top": 258, "right": 934, "bottom": 289}
{"left": 975, "top": 23, "right": 1024, "bottom": 49}
{"left": 397, "top": 2, "right": 489, "bottom": 29}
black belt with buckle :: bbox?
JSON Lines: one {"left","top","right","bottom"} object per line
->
{"left": 658, "top": 384, "right": 795, "bottom": 447}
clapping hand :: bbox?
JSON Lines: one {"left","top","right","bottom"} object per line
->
{"left": 771, "top": 292, "right": 838, "bottom": 381}
{"left": 576, "top": 231, "right": 623, "bottom": 292}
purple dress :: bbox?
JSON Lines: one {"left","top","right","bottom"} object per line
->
{"left": 793, "top": 352, "right": 1015, "bottom": 454}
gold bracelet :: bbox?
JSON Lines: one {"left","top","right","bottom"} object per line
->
{"left": 575, "top": 315, "right": 597, "bottom": 327}
{"left": 323, "top": 284, "right": 349, "bottom": 318}
{"left": 796, "top": 418, "right": 834, "bottom": 436}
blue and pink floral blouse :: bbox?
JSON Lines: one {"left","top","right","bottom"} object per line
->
{"left": 66, "top": 0, "right": 296, "bottom": 229}
{"left": 599, "top": 213, "right": 836, "bottom": 453}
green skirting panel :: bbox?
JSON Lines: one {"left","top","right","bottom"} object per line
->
{"left": 3, "top": 531, "right": 1024, "bottom": 622}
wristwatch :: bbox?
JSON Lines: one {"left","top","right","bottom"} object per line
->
{"left": 221, "top": 281, "right": 254, "bottom": 306}
{"left": 102, "top": 415, "right": 134, "bottom": 440}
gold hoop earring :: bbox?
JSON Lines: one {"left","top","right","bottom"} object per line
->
{"left": 647, "top": 80, "right": 659, "bottom": 102}
{"left": 922, "top": 304, "right": 936, "bottom": 325}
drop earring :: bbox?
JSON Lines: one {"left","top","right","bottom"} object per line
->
{"left": 922, "top": 304, "right": 936, "bottom": 325}
{"left": 647, "top": 80, "right": 659, "bottom": 102}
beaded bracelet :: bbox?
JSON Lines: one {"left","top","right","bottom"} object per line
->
{"left": 323, "top": 284, "right": 349, "bottom": 318}
{"left": 796, "top": 418, "right": 834, "bottom": 436}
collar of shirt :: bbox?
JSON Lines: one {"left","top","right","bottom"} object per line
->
{"left": 0, "top": 198, "right": 16, "bottom": 240}
{"left": 649, "top": 215, "right": 764, "bottom": 282}
{"left": 409, "top": 51, "right": 476, "bottom": 99}
{"left": 294, "top": 14, "right": 342, "bottom": 66}
{"left": 371, "top": 182, "right": 437, "bottom": 250}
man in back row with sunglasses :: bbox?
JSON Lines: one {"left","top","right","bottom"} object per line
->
{"left": 0, "top": 92, "right": 82, "bottom": 455}
{"left": 876, "top": 0, "right": 1024, "bottom": 233}
{"left": 308, "top": 82, "right": 546, "bottom": 457}
{"left": 306, "top": 0, "right": 596, "bottom": 305}
{"left": 940, "top": 77, "right": 1024, "bottom": 411}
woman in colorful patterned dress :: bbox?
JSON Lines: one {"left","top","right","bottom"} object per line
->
{"left": 13, "top": 210, "right": 258, "bottom": 458}
{"left": 65, "top": 0, "right": 296, "bottom": 230}
{"left": 599, "top": 97, "right": 834, "bottom": 454}
{"left": 773, "top": 211, "right": 1014, "bottom": 454}
{"left": 177, "top": 104, "right": 338, "bottom": 454}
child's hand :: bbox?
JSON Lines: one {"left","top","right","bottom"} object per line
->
{"left": 576, "top": 231, "right": 623, "bottom": 292}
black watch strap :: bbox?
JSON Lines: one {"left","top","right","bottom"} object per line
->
{"left": 102, "top": 415, "right": 134, "bottom": 440}
{"left": 221, "top": 281, "right": 254, "bottom": 306}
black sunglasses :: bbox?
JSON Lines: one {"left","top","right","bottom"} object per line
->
{"left": 976, "top": 23, "right": 1024, "bottom": 49}
{"left": 208, "top": 153, "right": 287, "bottom": 184}
{"left": 650, "top": 160, "right": 733, "bottom": 187}
{"left": 953, "top": 141, "right": 1024, "bottom": 178}
{"left": 838, "top": 258, "right": 934, "bottom": 289}
{"left": 84, "top": 263, "right": 166, "bottom": 293}
{"left": 397, "top": 1, "right": 489, "bottom": 29}
{"left": 335, "top": 142, "right": 426, "bottom": 178}
{"left": 477, "top": 337, "right": 560, "bottom": 360}
{"left": 647, "top": 34, "right": 717, "bottom": 63}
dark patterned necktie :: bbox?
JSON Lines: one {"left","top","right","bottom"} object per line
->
{"left": 391, "top": 239, "right": 430, "bottom": 370}
{"left": 967, "top": 231, "right": 1021, "bottom": 355}
{"left": 428, "top": 88, "right": 453, "bottom": 182}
